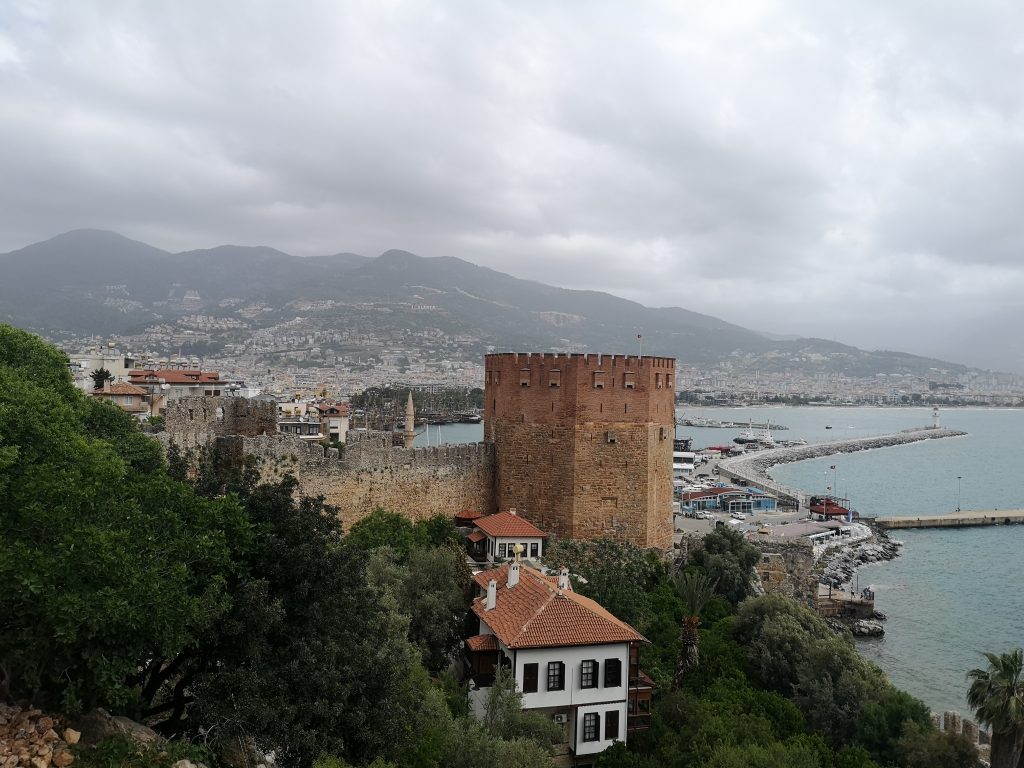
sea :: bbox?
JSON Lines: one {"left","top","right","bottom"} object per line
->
{"left": 425, "top": 406, "right": 1024, "bottom": 716}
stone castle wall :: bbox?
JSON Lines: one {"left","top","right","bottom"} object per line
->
{"left": 162, "top": 396, "right": 278, "bottom": 450}
{"left": 217, "top": 429, "right": 495, "bottom": 530}
{"left": 484, "top": 353, "right": 675, "bottom": 548}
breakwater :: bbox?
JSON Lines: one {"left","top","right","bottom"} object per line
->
{"left": 718, "top": 427, "right": 967, "bottom": 506}
{"left": 876, "top": 509, "right": 1024, "bottom": 529}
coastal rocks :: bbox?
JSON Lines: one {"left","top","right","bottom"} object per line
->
{"left": 819, "top": 532, "right": 902, "bottom": 589}
{"left": 851, "top": 619, "right": 885, "bottom": 637}
{"left": 0, "top": 704, "right": 76, "bottom": 768}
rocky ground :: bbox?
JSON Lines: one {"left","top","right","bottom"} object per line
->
{"left": 0, "top": 705, "right": 78, "bottom": 768}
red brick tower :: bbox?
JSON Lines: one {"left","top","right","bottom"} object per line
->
{"left": 484, "top": 353, "right": 676, "bottom": 549}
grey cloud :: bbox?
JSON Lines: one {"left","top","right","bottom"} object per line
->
{"left": 3, "top": 0, "right": 1024, "bottom": 368}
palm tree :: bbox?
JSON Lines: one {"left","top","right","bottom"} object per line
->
{"left": 671, "top": 569, "right": 717, "bottom": 691}
{"left": 967, "top": 648, "right": 1024, "bottom": 768}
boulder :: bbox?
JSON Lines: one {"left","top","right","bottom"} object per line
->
{"left": 72, "top": 710, "right": 161, "bottom": 746}
{"left": 851, "top": 619, "right": 884, "bottom": 637}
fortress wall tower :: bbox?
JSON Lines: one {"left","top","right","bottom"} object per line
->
{"left": 484, "top": 352, "right": 676, "bottom": 549}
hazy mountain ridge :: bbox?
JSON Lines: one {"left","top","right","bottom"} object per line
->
{"left": 0, "top": 230, "right": 974, "bottom": 377}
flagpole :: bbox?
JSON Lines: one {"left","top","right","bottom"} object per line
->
{"left": 637, "top": 333, "right": 643, "bottom": 358}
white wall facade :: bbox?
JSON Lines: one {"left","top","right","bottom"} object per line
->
{"left": 512, "top": 644, "right": 629, "bottom": 711}
{"left": 486, "top": 535, "right": 545, "bottom": 562}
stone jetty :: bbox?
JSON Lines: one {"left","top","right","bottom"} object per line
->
{"left": 718, "top": 427, "right": 967, "bottom": 505}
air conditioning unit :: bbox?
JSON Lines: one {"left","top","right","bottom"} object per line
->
{"left": 553, "top": 713, "right": 568, "bottom": 724}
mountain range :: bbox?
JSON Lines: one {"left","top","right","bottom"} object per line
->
{"left": 0, "top": 229, "right": 977, "bottom": 378}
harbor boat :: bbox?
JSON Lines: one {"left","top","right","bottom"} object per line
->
{"left": 825, "top": 425, "right": 833, "bottom": 430}
{"left": 733, "top": 420, "right": 776, "bottom": 448}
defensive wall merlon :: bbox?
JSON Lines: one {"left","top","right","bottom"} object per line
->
{"left": 218, "top": 429, "right": 493, "bottom": 473}
{"left": 485, "top": 352, "right": 676, "bottom": 369}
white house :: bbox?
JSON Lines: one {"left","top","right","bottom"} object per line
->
{"left": 464, "top": 559, "right": 653, "bottom": 766}
{"left": 466, "top": 509, "right": 547, "bottom": 565}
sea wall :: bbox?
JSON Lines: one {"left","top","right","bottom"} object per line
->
{"left": 719, "top": 427, "right": 967, "bottom": 501}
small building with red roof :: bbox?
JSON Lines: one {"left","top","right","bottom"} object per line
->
{"left": 90, "top": 381, "right": 152, "bottom": 418}
{"left": 467, "top": 508, "right": 547, "bottom": 565}
{"left": 464, "top": 558, "right": 653, "bottom": 762}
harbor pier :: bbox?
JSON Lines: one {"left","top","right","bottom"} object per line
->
{"left": 875, "top": 510, "right": 1024, "bottom": 530}
{"left": 717, "top": 427, "right": 967, "bottom": 509}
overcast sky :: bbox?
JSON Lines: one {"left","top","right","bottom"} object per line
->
{"left": 3, "top": 1, "right": 1024, "bottom": 369}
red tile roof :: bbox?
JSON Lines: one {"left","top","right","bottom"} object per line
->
{"left": 472, "top": 563, "right": 646, "bottom": 649}
{"left": 467, "top": 530, "right": 487, "bottom": 543}
{"left": 474, "top": 511, "right": 547, "bottom": 539}
{"left": 92, "top": 382, "right": 148, "bottom": 396}
{"left": 465, "top": 634, "right": 498, "bottom": 652}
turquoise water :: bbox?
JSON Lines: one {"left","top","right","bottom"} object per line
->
{"left": 439, "top": 406, "right": 1024, "bottom": 713}
{"left": 682, "top": 406, "right": 1024, "bottom": 715}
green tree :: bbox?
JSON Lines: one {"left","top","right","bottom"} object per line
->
{"left": 671, "top": 569, "right": 717, "bottom": 690}
{"left": 545, "top": 538, "right": 664, "bottom": 630}
{"left": 483, "top": 666, "right": 562, "bottom": 747}
{"left": 734, "top": 594, "right": 890, "bottom": 746}
{"left": 365, "top": 545, "right": 472, "bottom": 670}
{"left": 0, "top": 325, "right": 245, "bottom": 712}
{"left": 90, "top": 367, "right": 114, "bottom": 389}
{"left": 689, "top": 527, "right": 761, "bottom": 605}
{"left": 967, "top": 648, "right": 1024, "bottom": 768}
{"left": 896, "top": 721, "right": 979, "bottom": 768}
{"left": 183, "top": 479, "right": 441, "bottom": 767}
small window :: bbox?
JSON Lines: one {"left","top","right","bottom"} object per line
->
{"left": 656, "top": 373, "right": 663, "bottom": 389}
{"left": 592, "top": 371, "right": 605, "bottom": 389}
{"left": 605, "top": 710, "right": 619, "bottom": 740}
{"left": 659, "top": 426, "right": 668, "bottom": 440}
{"left": 530, "top": 542, "right": 539, "bottom": 558}
{"left": 523, "top": 663, "right": 538, "bottom": 693}
{"left": 606, "top": 430, "right": 616, "bottom": 444}
{"left": 497, "top": 543, "right": 507, "bottom": 559}
{"left": 604, "top": 658, "right": 622, "bottom": 687}
{"left": 580, "top": 660, "right": 598, "bottom": 689}
{"left": 624, "top": 371, "right": 636, "bottom": 389}
{"left": 549, "top": 369, "right": 561, "bottom": 388}
{"left": 547, "top": 661, "right": 565, "bottom": 691}
{"left": 582, "top": 712, "right": 599, "bottom": 742}
{"left": 519, "top": 368, "right": 531, "bottom": 387}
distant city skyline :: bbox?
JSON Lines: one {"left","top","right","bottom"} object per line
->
{"left": 3, "top": 2, "right": 1024, "bottom": 370}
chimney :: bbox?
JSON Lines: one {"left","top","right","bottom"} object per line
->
{"left": 557, "top": 567, "right": 571, "bottom": 592}
{"left": 508, "top": 544, "right": 523, "bottom": 588}
{"left": 485, "top": 579, "right": 497, "bottom": 611}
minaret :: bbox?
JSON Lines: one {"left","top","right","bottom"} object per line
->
{"left": 404, "top": 391, "right": 416, "bottom": 448}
